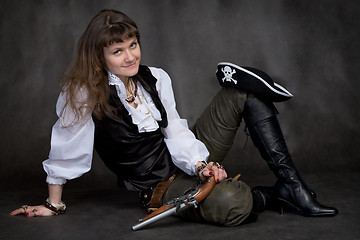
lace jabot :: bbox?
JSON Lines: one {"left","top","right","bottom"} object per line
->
{"left": 107, "top": 70, "right": 162, "bottom": 133}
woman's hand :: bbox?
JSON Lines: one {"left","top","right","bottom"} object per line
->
{"left": 9, "top": 204, "right": 54, "bottom": 217}
{"left": 10, "top": 184, "right": 66, "bottom": 217}
{"left": 195, "top": 161, "right": 227, "bottom": 183}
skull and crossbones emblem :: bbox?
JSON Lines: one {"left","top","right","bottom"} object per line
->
{"left": 221, "top": 66, "right": 237, "bottom": 84}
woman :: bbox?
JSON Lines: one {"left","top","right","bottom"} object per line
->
{"left": 10, "top": 9, "right": 337, "bottom": 226}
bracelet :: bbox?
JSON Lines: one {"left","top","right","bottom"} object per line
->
{"left": 195, "top": 161, "right": 207, "bottom": 183}
{"left": 43, "top": 198, "right": 66, "bottom": 215}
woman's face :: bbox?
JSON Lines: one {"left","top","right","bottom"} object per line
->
{"left": 103, "top": 37, "right": 141, "bottom": 83}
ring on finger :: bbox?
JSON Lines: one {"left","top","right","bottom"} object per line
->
{"left": 21, "top": 205, "right": 28, "bottom": 213}
{"left": 218, "top": 164, "right": 224, "bottom": 170}
{"left": 212, "top": 162, "right": 219, "bottom": 167}
{"left": 32, "top": 209, "right": 37, "bottom": 217}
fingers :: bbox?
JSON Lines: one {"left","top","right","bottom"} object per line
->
{"left": 198, "top": 168, "right": 212, "bottom": 182}
{"left": 200, "top": 162, "right": 227, "bottom": 183}
{"left": 9, "top": 204, "right": 30, "bottom": 216}
{"left": 209, "top": 162, "right": 227, "bottom": 183}
{"left": 9, "top": 208, "right": 26, "bottom": 216}
{"left": 26, "top": 206, "right": 54, "bottom": 217}
{"left": 201, "top": 168, "right": 213, "bottom": 177}
{"left": 25, "top": 207, "right": 38, "bottom": 217}
{"left": 9, "top": 205, "right": 54, "bottom": 217}
{"left": 195, "top": 161, "right": 227, "bottom": 183}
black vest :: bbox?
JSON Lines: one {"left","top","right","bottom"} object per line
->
{"left": 93, "top": 66, "right": 178, "bottom": 191}
{"left": 93, "top": 66, "right": 177, "bottom": 190}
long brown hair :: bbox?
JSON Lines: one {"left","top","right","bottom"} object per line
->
{"left": 61, "top": 9, "right": 140, "bottom": 126}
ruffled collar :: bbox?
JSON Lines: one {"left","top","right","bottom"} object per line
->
{"left": 106, "top": 69, "right": 161, "bottom": 133}
{"left": 107, "top": 70, "right": 124, "bottom": 86}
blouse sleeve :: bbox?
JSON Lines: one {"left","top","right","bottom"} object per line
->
{"left": 42, "top": 91, "right": 95, "bottom": 185}
{"left": 150, "top": 67, "right": 209, "bottom": 175}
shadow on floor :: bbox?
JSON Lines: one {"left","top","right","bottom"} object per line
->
{"left": 1, "top": 172, "right": 359, "bottom": 240}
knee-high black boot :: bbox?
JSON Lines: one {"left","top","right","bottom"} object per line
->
{"left": 243, "top": 97, "right": 338, "bottom": 217}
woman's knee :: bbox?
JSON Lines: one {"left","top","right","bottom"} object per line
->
{"left": 193, "top": 88, "right": 250, "bottom": 161}
{"left": 199, "top": 178, "right": 253, "bottom": 226}
{"left": 220, "top": 87, "right": 249, "bottom": 115}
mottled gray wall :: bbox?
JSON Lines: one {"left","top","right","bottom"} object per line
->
{"left": 1, "top": 0, "right": 359, "bottom": 189}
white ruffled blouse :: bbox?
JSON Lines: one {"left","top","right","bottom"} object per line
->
{"left": 42, "top": 67, "right": 209, "bottom": 185}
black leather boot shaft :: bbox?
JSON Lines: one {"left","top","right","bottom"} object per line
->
{"left": 243, "top": 97, "right": 338, "bottom": 217}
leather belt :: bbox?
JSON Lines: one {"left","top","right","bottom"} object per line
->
{"left": 139, "top": 174, "right": 176, "bottom": 213}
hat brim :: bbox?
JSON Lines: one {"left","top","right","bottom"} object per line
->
{"left": 216, "top": 62, "right": 293, "bottom": 102}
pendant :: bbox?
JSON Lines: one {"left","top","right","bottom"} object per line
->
{"left": 126, "top": 95, "right": 135, "bottom": 103}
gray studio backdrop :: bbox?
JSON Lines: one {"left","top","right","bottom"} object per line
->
{"left": 1, "top": 0, "right": 359, "bottom": 190}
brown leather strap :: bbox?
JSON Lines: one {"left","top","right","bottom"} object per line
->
{"left": 149, "top": 174, "right": 176, "bottom": 208}
{"left": 139, "top": 174, "right": 176, "bottom": 213}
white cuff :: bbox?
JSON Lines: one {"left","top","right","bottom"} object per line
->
{"left": 46, "top": 176, "right": 67, "bottom": 185}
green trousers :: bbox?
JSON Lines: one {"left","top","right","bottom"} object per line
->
{"left": 163, "top": 87, "right": 253, "bottom": 226}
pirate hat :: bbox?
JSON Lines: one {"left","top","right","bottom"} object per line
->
{"left": 216, "top": 62, "right": 293, "bottom": 102}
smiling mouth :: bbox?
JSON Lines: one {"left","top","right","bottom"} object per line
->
{"left": 123, "top": 61, "right": 138, "bottom": 68}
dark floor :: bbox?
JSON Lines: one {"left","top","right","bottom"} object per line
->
{"left": 1, "top": 172, "right": 359, "bottom": 240}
